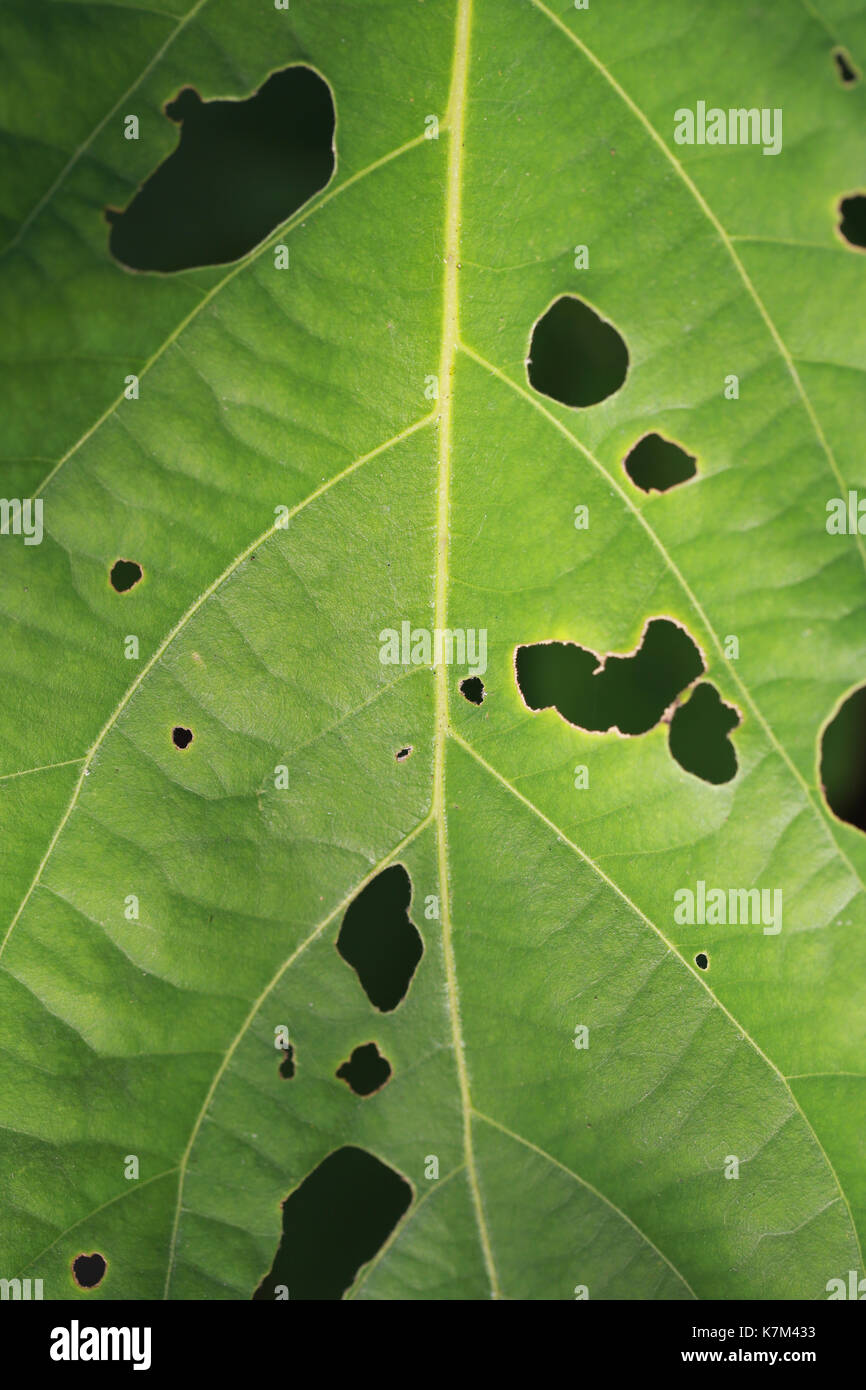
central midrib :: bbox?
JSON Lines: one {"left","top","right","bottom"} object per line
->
{"left": 431, "top": 0, "right": 501, "bottom": 1298}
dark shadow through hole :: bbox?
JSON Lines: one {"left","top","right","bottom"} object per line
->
{"left": 833, "top": 47, "right": 859, "bottom": 84}
{"left": 695, "top": 952, "right": 709, "bottom": 970}
{"left": 172, "top": 726, "right": 193, "bottom": 749}
{"left": 527, "top": 295, "right": 629, "bottom": 407}
{"left": 72, "top": 1253, "right": 107, "bottom": 1289}
{"left": 107, "top": 66, "right": 335, "bottom": 272}
{"left": 395, "top": 746, "right": 412, "bottom": 761}
{"left": 838, "top": 194, "right": 866, "bottom": 249}
{"left": 336, "top": 1041, "right": 392, "bottom": 1097}
{"left": 821, "top": 685, "right": 866, "bottom": 831}
{"left": 624, "top": 433, "right": 697, "bottom": 493}
{"left": 110, "top": 558, "right": 143, "bottom": 592}
{"left": 279, "top": 1045, "right": 295, "bottom": 1079}
{"left": 516, "top": 618, "right": 704, "bottom": 736}
{"left": 253, "top": 1146, "right": 411, "bottom": 1300}
{"left": 460, "top": 676, "right": 485, "bottom": 704}
{"left": 337, "top": 864, "right": 423, "bottom": 1012}
{"left": 669, "top": 681, "right": 739, "bottom": 784}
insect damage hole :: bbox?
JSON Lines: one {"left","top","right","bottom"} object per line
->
{"left": 821, "top": 684, "right": 866, "bottom": 832}
{"left": 623, "top": 433, "right": 697, "bottom": 493}
{"left": 833, "top": 47, "right": 860, "bottom": 85}
{"left": 172, "top": 726, "right": 193, "bottom": 749}
{"left": 838, "top": 194, "right": 866, "bottom": 249}
{"left": 395, "top": 746, "right": 413, "bottom": 761}
{"left": 527, "top": 294, "right": 629, "bottom": 407}
{"left": 279, "top": 1045, "right": 295, "bottom": 1079}
{"left": 668, "top": 681, "right": 739, "bottom": 784}
{"left": 695, "top": 952, "right": 709, "bottom": 970}
{"left": 337, "top": 864, "right": 423, "bottom": 1011}
{"left": 107, "top": 66, "right": 335, "bottom": 272}
{"left": 72, "top": 1253, "right": 107, "bottom": 1289}
{"left": 336, "top": 1042, "right": 392, "bottom": 1097}
{"left": 516, "top": 618, "right": 704, "bottom": 736}
{"left": 110, "top": 559, "right": 143, "bottom": 592}
{"left": 253, "top": 1146, "right": 412, "bottom": 1300}
{"left": 459, "top": 676, "right": 485, "bottom": 704}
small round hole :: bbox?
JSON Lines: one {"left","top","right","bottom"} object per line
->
{"left": 172, "top": 726, "right": 193, "bottom": 749}
{"left": 838, "top": 194, "right": 866, "bottom": 249}
{"left": 695, "top": 952, "right": 709, "bottom": 970}
{"left": 72, "top": 1252, "right": 107, "bottom": 1289}
{"left": 459, "top": 676, "right": 485, "bottom": 705}
{"left": 110, "top": 559, "right": 143, "bottom": 592}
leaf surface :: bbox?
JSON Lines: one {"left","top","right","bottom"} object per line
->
{"left": 1, "top": 0, "right": 865, "bottom": 1300}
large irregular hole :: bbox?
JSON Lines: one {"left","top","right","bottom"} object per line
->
{"left": 833, "top": 47, "right": 859, "bottom": 85}
{"left": 821, "top": 685, "right": 866, "bottom": 831}
{"left": 527, "top": 295, "right": 629, "bottom": 407}
{"left": 254, "top": 1147, "right": 411, "bottom": 1300}
{"left": 107, "top": 66, "right": 335, "bottom": 272}
{"left": 110, "top": 558, "right": 142, "bottom": 592}
{"left": 516, "top": 618, "right": 704, "bottom": 736}
{"left": 668, "top": 682, "right": 739, "bottom": 784}
{"left": 72, "top": 1253, "right": 107, "bottom": 1289}
{"left": 337, "top": 864, "right": 423, "bottom": 1012}
{"left": 838, "top": 194, "right": 866, "bottom": 250}
{"left": 336, "top": 1042, "right": 392, "bottom": 1097}
{"left": 624, "top": 432, "right": 697, "bottom": 493}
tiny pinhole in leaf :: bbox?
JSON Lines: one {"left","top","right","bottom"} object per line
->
{"left": 833, "top": 46, "right": 859, "bottom": 85}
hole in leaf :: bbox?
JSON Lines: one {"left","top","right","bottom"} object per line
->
{"left": 833, "top": 47, "right": 859, "bottom": 84}
{"left": 107, "top": 66, "right": 335, "bottom": 272}
{"left": 516, "top": 618, "right": 704, "bottom": 736}
{"left": 821, "top": 685, "right": 866, "bottom": 831}
{"left": 72, "top": 1253, "right": 107, "bottom": 1289}
{"left": 110, "top": 558, "right": 143, "bottom": 592}
{"left": 460, "top": 676, "right": 485, "bottom": 704}
{"left": 395, "top": 746, "right": 413, "bottom": 761}
{"left": 527, "top": 295, "right": 629, "bottom": 407}
{"left": 838, "top": 194, "right": 866, "bottom": 249}
{"left": 695, "top": 952, "right": 709, "bottom": 970}
{"left": 337, "top": 864, "right": 423, "bottom": 1012}
{"left": 279, "top": 1045, "right": 295, "bottom": 1080}
{"left": 336, "top": 1042, "right": 392, "bottom": 1097}
{"left": 624, "top": 433, "right": 697, "bottom": 493}
{"left": 668, "top": 681, "right": 739, "bottom": 784}
{"left": 172, "top": 726, "right": 193, "bottom": 749}
{"left": 254, "top": 1147, "right": 411, "bottom": 1300}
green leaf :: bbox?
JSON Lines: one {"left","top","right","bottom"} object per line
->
{"left": 1, "top": 0, "right": 865, "bottom": 1301}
